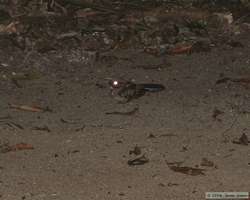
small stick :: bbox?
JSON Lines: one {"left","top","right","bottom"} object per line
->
{"left": 9, "top": 104, "right": 44, "bottom": 112}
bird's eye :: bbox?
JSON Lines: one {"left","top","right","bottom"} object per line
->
{"left": 113, "top": 80, "right": 118, "bottom": 86}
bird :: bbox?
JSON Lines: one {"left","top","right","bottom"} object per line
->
{"left": 108, "top": 79, "right": 165, "bottom": 103}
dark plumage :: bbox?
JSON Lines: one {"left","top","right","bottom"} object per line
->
{"left": 109, "top": 79, "right": 165, "bottom": 103}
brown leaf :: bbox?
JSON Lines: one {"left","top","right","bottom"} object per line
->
{"left": 168, "top": 45, "right": 192, "bottom": 55}
{"left": 0, "top": 21, "right": 18, "bottom": 34}
{"left": 1, "top": 143, "right": 34, "bottom": 153}
{"left": 11, "top": 143, "right": 34, "bottom": 151}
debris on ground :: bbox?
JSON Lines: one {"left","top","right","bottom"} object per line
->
{"left": 166, "top": 161, "right": 206, "bottom": 176}
{"left": 216, "top": 77, "right": 250, "bottom": 87}
{"left": 127, "top": 154, "right": 149, "bottom": 166}
{"left": 200, "top": 158, "right": 216, "bottom": 168}
{"left": 32, "top": 125, "right": 51, "bottom": 132}
{"left": 129, "top": 145, "right": 142, "bottom": 156}
{"left": 1, "top": 142, "right": 34, "bottom": 153}
{"left": 9, "top": 104, "right": 52, "bottom": 112}
{"left": 212, "top": 108, "right": 224, "bottom": 121}
{"left": 105, "top": 107, "right": 139, "bottom": 116}
{"left": 0, "top": 0, "right": 248, "bottom": 57}
{"left": 232, "top": 133, "right": 249, "bottom": 145}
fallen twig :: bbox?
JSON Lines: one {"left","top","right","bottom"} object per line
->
{"left": 32, "top": 125, "right": 51, "bottom": 132}
{"left": 166, "top": 161, "right": 205, "bottom": 176}
{"left": 6, "top": 122, "right": 24, "bottom": 130}
{"left": 216, "top": 77, "right": 250, "bottom": 85}
{"left": 9, "top": 104, "right": 52, "bottom": 112}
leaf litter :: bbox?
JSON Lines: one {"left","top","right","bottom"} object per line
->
{"left": 0, "top": 142, "right": 34, "bottom": 153}
{"left": 0, "top": 0, "right": 247, "bottom": 55}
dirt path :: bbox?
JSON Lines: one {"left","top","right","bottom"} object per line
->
{"left": 1, "top": 35, "right": 250, "bottom": 200}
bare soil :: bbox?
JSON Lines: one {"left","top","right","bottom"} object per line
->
{"left": 0, "top": 32, "right": 250, "bottom": 200}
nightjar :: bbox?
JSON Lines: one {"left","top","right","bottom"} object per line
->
{"left": 109, "top": 79, "right": 165, "bottom": 103}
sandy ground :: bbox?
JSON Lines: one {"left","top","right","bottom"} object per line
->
{"left": 0, "top": 34, "right": 250, "bottom": 200}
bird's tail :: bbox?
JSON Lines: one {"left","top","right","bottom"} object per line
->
{"left": 140, "top": 84, "right": 165, "bottom": 92}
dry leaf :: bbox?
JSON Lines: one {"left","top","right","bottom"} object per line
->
{"left": 0, "top": 21, "right": 18, "bottom": 34}
{"left": 1, "top": 143, "right": 34, "bottom": 153}
{"left": 10, "top": 143, "right": 34, "bottom": 151}
{"left": 168, "top": 45, "right": 193, "bottom": 55}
